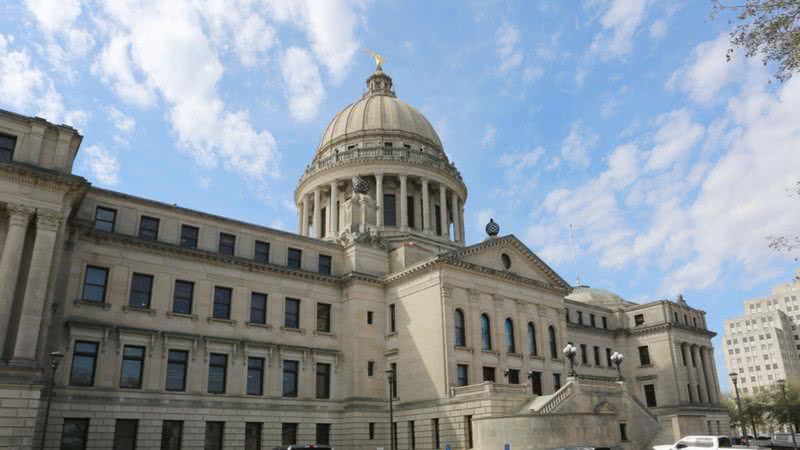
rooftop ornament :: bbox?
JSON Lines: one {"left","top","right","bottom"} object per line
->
{"left": 485, "top": 218, "right": 500, "bottom": 238}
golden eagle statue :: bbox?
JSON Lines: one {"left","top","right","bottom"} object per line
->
{"left": 366, "top": 49, "right": 384, "bottom": 71}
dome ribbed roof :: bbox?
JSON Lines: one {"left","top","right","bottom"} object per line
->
{"left": 316, "top": 71, "right": 444, "bottom": 158}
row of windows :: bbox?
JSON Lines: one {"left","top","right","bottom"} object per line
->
{"left": 60, "top": 418, "right": 330, "bottom": 450}
{"left": 567, "top": 309, "right": 609, "bottom": 329}
{"left": 454, "top": 362, "right": 561, "bottom": 395}
{"left": 454, "top": 310, "right": 561, "bottom": 359}
{"left": 94, "top": 206, "right": 333, "bottom": 275}
{"left": 69, "top": 340, "right": 333, "bottom": 398}
{"left": 632, "top": 311, "right": 703, "bottom": 329}
{"left": 81, "top": 266, "right": 332, "bottom": 331}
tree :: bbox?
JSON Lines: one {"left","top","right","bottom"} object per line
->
{"left": 766, "top": 381, "right": 800, "bottom": 432}
{"left": 742, "top": 391, "right": 771, "bottom": 434}
{"left": 768, "top": 180, "right": 800, "bottom": 260}
{"left": 723, "top": 393, "right": 745, "bottom": 434}
{"left": 711, "top": 0, "right": 800, "bottom": 82}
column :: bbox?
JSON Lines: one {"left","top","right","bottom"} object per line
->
{"left": 696, "top": 346, "right": 710, "bottom": 403}
{"left": 451, "top": 190, "right": 461, "bottom": 242}
{"left": 0, "top": 204, "right": 34, "bottom": 358}
{"left": 399, "top": 175, "right": 408, "bottom": 231}
{"left": 439, "top": 184, "right": 448, "bottom": 238}
{"left": 459, "top": 201, "right": 466, "bottom": 244}
{"left": 301, "top": 195, "right": 310, "bottom": 237}
{"left": 313, "top": 187, "right": 321, "bottom": 238}
{"left": 10, "top": 210, "right": 63, "bottom": 365}
{"left": 375, "top": 173, "right": 384, "bottom": 228}
{"left": 673, "top": 342, "right": 690, "bottom": 403}
{"left": 329, "top": 180, "right": 339, "bottom": 237}
{"left": 702, "top": 347, "right": 719, "bottom": 403}
{"left": 296, "top": 205, "right": 303, "bottom": 235}
{"left": 421, "top": 178, "right": 430, "bottom": 234}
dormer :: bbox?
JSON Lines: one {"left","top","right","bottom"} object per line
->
{"left": 0, "top": 109, "right": 83, "bottom": 174}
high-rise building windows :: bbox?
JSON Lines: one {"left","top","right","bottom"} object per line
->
{"left": 384, "top": 193, "right": 396, "bottom": 226}
{"left": 389, "top": 304, "right": 396, "bottom": 333}
{"left": 481, "top": 314, "right": 492, "bottom": 351}
{"left": 455, "top": 309, "right": 466, "bottom": 346}
{"left": 644, "top": 384, "right": 658, "bottom": 407}
{"left": 639, "top": 346, "right": 651, "bottom": 366}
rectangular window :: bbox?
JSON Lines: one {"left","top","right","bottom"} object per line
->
{"left": 0, "top": 134, "right": 16, "bottom": 161}
{"left": 602, "top": 316, "right": 608, "bottom": 329}
{"left": 644, "top": 384, "right": 658, "bottom": 407}
{"left": 69, "top": 341, "right": 98, "bottom": 386}
{"left": 172, "top": 280, "right": 194, "bottom": 314}
{"left": 61, "top": 418, "right": 90, "bottom": 450}
{"left": 247, "top": 357, "right": 264, "bottom": 396}
{"left": 204, "top": 422, "right": 224, "bottom": 450}
{"left": 389, "top": 304, "right": 396, "bottom": 333}
{"left": 218, "top": 233, "right": 236, "bottom": 256}
{"left": 129, "top": 273, "right": 154, "bottom": 308}
{"left": 432, "top": 418, "right": 440, "bottom": 449}
{"left": 368, "top": 361, "right": 374, "bottom": 377}
{"left": 590, "top": 314, "right": 596, "bottom": 327}
{"left": 213, "top": 287, "right": 232, "bottom": 320}
{"left": 160, "top": 420, "right": 183, "bottom": 450}
{"left": 577, "top": 311, "right": 583, "bottom": 325}
{"left": 318, "top": 254, "right": 332, "bottom": 275}
{"left": 287, "top": 248, "right": 302, "bottom": 269}
{"left": 619, "top": 423, "right": 628, "bottom": 441}
{"left": 464, "top": 415, "right": 473, "bottom": 449}
{"left": 594, "top": 346, "right": 601, "bottom": 366}
{"left": 207, "top": 353, "right": 227, "bottom": 394}
{"left": 283, "top": 360, "right": 299, "bottom": 397}
{"left": 316, "top": 362, "right": 331, "bottom": 399}
{"left": 281, "top": 423, "right": 298, "bottom": 446}
{"left": 482, "top": 366, "right": 496, "bottom": 383}
{"left": 284, "top": 298, "right": 300, "bottom": 328}
{"left": 638, "top": 346, "right": 651, "bottom": 366}
{"left": 553, "top": 373, "right": 562, "bottom": 391}
{"left": 435, "top": 204, "right": 442, "bottom": 235}
{"left": 384, "top": 193, "right": 397, "bottom": 226}
{"left": 688, "top": 384, "right": 694, "bottom": 402}
{"left": 120, "top": 345, "right": 145, "bottom": 389}
{"left": 634, "top": 314, "right": 644, "bottom": 326}
{"left": 369, "top": 422, "right": 375, "bottom": 440}
{"left": 507, "top": 369, "right": 520, "bottom": 384}
{"left": 367, "top": 310, "right": 373, "bottom": 325}
{"left": 457, "top": 364, "right": 469, "bottom": 386}
{"left": 580, "top": 344, "right": 588, "bottom": 364}
{"left": 407, "top": 195, "right": 415, "bottom": 228}
{"left": 180, "top": 225, "right": 199, "bottom": 249}
{"left": 250, "top": 292, "right": 267, "bottom": 324}
{"left": 166, "top": 350, "right": 188, "bottom": 391}
{"left": 391, "top": 362, "right": 398, "bottom": 398}
{"left": 320, "top": 206, "right": 327, "bottom": 237}
{"left": 530, "top": 371, "right": 542, "bottom": 395}
{"left": 94, "top": 206, "right": 116, "bottom": 232}
{"left": 606, "top": 348, "right": 613, "bottom": 367}
{"left": 138, "top": 216, "right": 160, "bottom": 241}
{"left": 408, "top": 421, "right": 416, "bottom": 450}
{"left": 113, "top": 419, "right": 138, "bottom": 450}
{"left": 317, "top": 302, "right": 331, "bottom": 332}
{"left": 82, "top": 266, "right": 109, "bottom": 303}
{"left": 316, "top": 423, "right": 331, "bottom": 445}
{"left": 254, "top": 240, "right": 270, "bottom": 264}
{"left": 245, "top": 422, "right": 262, "bottom": 450}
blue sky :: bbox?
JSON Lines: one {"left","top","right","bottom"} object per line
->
{"left": 1, "top": 0, "right": 798, "bottom": 391}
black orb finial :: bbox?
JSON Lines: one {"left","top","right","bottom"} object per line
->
{"left": 485, "top": 218, "right": 500, "bottom": 237}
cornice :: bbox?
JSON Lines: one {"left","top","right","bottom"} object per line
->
{"left": 627, "top": 322, "right": 716, "bottom": 338}
{"left": 0, "top": 160, "right": 87, "bottom": 192}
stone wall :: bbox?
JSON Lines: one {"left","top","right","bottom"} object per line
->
{"left": 0, "top": 384, "right": 42, "bottom": 450}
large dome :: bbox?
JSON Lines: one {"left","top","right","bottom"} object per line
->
{"left": 315, "top": 71, "right": 444, "bottom": 160}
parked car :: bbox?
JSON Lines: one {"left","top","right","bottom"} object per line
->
{"left": 772, "top": 432, "right": 800, "bottom": 448}
{"left": 653, "top": 435, "right": 734, "bottom": 450}
{"left": 752, "top": 436, "right": 772, "bottom": 447}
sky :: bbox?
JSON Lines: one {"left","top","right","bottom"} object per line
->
{"left": 1, "top": 0, "right": 798, "bottom": 392}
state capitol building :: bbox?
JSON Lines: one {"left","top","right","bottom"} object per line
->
{"left": 0, "top": 66, "right": 728, "bottom": 450}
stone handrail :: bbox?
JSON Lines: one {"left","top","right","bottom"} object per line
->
{"left": 536, "top": 381, "right": 575, "bottom": 415}
{"left": 299, "top": 146, "right": 465, "bottom": 185}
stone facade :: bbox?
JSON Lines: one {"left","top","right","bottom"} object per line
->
{"left": 0, "top": 68, "right": 727, "bottom": 450}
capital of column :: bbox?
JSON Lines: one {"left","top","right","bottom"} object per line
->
{"left": 7, "top": 203, "right": 35, "bottom": 227}
{"left": 36, "top": 210, "right": 64, "bottom": 232}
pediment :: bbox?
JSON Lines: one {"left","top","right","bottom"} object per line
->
{"left": 443, "top": 235, "right": 571, "bottom": 290}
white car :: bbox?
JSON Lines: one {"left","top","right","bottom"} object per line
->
{"left": 653, "top": 436, "right": 734, "bottom": 450}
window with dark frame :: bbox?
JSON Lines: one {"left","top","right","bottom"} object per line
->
{"left": 287, "top": 248, "right": 302, "bottom": 269}
{"left": 507, "top": 369, "right": 520, "bottom": 384}
{"left": 283, "top": 360, "right": 299, "bottom": 397}
{"left": 530, "top": 371, "right": 543, "bottom": 395}
{"left": 120, "top": 345, "right": 145, "bottom": 389}
{"left": 160, "top": 420, "right": 183, "bottom": 450}
{"left": 553, "top": 373, "right": 562, "bottom": 391}
{"left": 367, "top": 310, "right": 374, "bottom": 325}
{"left": 594, "top": 346, "right": 601, "bottom": 366}
{"left": 316, "top": 362, "right": 331, "bottom": 399}
{"left": 602, "top": 316, "right": 608, "bottom": 329}
{"left": 408, "top": 421, "right": 416, "bottom": 450}
{"left": 281, "top": 423, "right": 298, "bottom": 446}
{"left": 481, "top": 314, "right": 492, "bottom": 351}
{"left": 245, "top": 422, "right": 262, "bottom": 450}
{"left": 644, "top": 384, "right": 658, "bottom": 407}
{"left": 250, "top": 292, "right": 267, "bottom": 324}
{"left": 317, "top": 302, "right": 331, "bottom": 332}
{"left": 389, "top": 304, "right": 396, "bottom": 333}
{"left": 318, "top": 254, "right": 332, "bottom": 275}
{"left": 590, "top": 313, "right": 596, "bottom": 327}
{"left": 432, "top": 418, "right": 440, "bottom": 449}
{"left": 204, "top": 422, "right": 224, "bottom": 450}
{"left": 180, "top": 225, "right": 199, "bottom": 249}
{"left": 465, "top": 415, "right": 474, "bottom": 449}
{"left": 207, "top": 353, "right": 227, "bottom": 394}
{"left": 213, "top": 287, "right": 232, "bottom": 320}
{"left": 172, "top": 280, "right": 194, "bottom": 314}
{"left": 166, "top": 350, "right": 188, "bottom": 391}
{"left": 138, "top": 216, "right": 160, "bottom": 241}
{"left": 391, "top": 362, "right": 398, "bottom": 398}
{"left": 254, "top": 240, "right": 270, "bottom": 264}
{"left": 619, "top": 423, "right": 628, "bottom": 441}
{"left": 285, "top": 298, "right": 300, "bottom": 328}
{"left": 368, "top": 361, "right": 374, "bottom": 376}
{"left": 247, "top": 357, "right": 264, "bottom": 396}
{"left": 82, "top": 266, "right": 109, "bottom": 303}
{"left": 528, "top": 322, "right": 538, "bottom": 355}
{"left": 407, "top": 195, "right": 415, "bottom": 227}
{"left": 369, "top": 422, "right": 375, "bottom": 440}
{"left": 606, "top": 348, "right": 613, "bottom": 367}
{"left": 434, "top": 204, "right": 442, "bottom": 235}
{"left": 113, "top": 419, "right": 138, "bottom": 450}
{"left": 548, "top": 326, "right": 558, "bottom": 359}
{"left": 69, "top": 341, "right": 98, "bottom": 386}
{"left": 577, "top": 310, "right": 583, "bottom": 325}
{"left": 580, "top": 344, "right": 588, "bottom": 364}
{"left": 505, "top": 318, "right": 516, "bottom": 353}
{"left": 457, "top": 364, "right": 468, "bottom": 386}
{"left": 94, "top": 206, "right": 116, "bottom": 232}
{"left": 320, "top": 206, "right": 327, "bottom": 237}
{"left": 316, "top": 423, "right": 331, "bottom": 445}
{"left": 218, "top": 233, "right": 236, "bottom": 256}
{"left": 0, "top": 134, "right": 16, "bottom": 161}
{"left": 639, "top": 345, "right": 651, "bottom": 366}
{"left": 634, "top": 314, "right": 645, "bottom": 326}
{"left": 128, "top": 273, "right": 154, "bottom": 308}
{"left": 455, "top": 309, "right": 466, "bottom": 346}
{"left": 384, "top": 193, "right": 397, "bottom": 226}
{"left": 61, "top": 418, "right": 90, "bottom": 450}
{"left": 482, "top": 366, "right": 496, "bottom": 383}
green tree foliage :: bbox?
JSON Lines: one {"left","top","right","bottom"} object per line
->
{"left": 765, "top": 382, "right": 800, "bottom": 431}
{"left": 711, "top": 0, "right": 800, "bottom": 82}
{"left": 726, "top": 382, "right": 800, "bottom": 435}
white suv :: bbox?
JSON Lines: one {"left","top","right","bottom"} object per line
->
{"left": 653, "top": 436, "right": 734, "bottom": 450}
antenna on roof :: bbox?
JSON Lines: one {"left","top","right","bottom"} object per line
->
{"left": 569, "top": 223, "right": 580, "bottom": 286}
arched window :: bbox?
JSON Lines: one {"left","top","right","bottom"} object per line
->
{"left": 505, "top": 318, "right": 516, "bottom": 353}
{"left": 454, "top": 309, "right": 466, "bottom": 347}
{"left": 528, "top": 322, "right": 537, "bottom": 356}
{"left": 481, "top": 314, "right": 492, "bottom": 351}
{"left": 548, "top": 325, "right": 558, "bottom": 359}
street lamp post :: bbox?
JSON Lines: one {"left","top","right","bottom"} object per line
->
{"left": 777, "top": 379, "right": 798, "bottom": 450}
{"left": 386, "top": 368, "right": 396, "bottom": 450}
{"left": 611, "top": 352, "right": 624, "bottom": 381}
{"left": 730, "top": 372, "right": 748, "bottom": 441}
{"left": 39, "top": 351, "right": 64, "bottom": 450}
{"left": 563, "top": 344, "right": 577, "bottom": 377}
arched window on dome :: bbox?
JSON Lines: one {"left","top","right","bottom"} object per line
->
{"left": 454, "top": 309, "right": 466, "bottom": 347}
{"left": 505, "top": 318, "right": 516, "bottom": 353}
{"left": 548, "top": 325, "right": 558, "bottom": 359}
{"left": 480, "top": 314, "right": 492, "bottom": 351}
{"left": 528, "top": 322, "right": 538, "bottom": 356}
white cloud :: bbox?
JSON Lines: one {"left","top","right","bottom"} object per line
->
{"left": 203, "top": 0, "right": 278, "bottom": 67}
{"left": 25, "top": 0, "right": 94, "bottom": 68}
{"left": 601, "top": 98, "right": 617, "bottom": 118}
{"left": 497, "top": 23, "right": 523, "bottom": 73}
{"left": 560, "top": 121, "right": 598, "bottom": 168}
{"left": 107, "top": 107, "right": 135, "bottom": 133}
{"left": 280, "top": 47, "right": 325, "bottom": 122}
{"left": 523, "top": 66, "right": 544, "bottom": 84}
{"left": 649, "top": 19, "right": 667, "bottom": 40}
{"left": 589, "top": 0, "right": 647, "bottom": 59}
{"left": 92, "top": 35, "right": 157, "bottom": 107}
{"left": 575, "top": 68, "right": 587, "bottom": 87}
{"left": 645, "top": 109, "right": 705, "bottom": 171}
{"left": 24, "top": 0, "right": 81, "bottom": 33}
{"left": 481, "top": 126, "right": 497, "bottom": 148}
{"left": 499, "top": 147, "right": 545, "bottom": 180}
{"left": 83, "top": 145, "right": 120, "bottom": 185}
